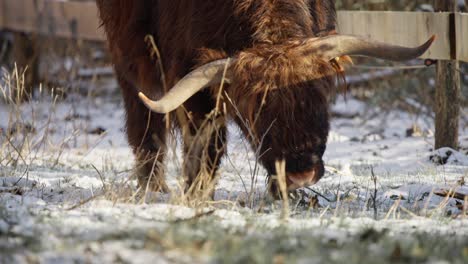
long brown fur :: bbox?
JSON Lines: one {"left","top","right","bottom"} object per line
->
{"left": 96, "top": 0, "right": 344, "bottom": 196}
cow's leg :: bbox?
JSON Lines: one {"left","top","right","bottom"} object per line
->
{"left": 181, "top": 90, "right": 226, "bottom": 198}
{"left": 119, "top": 76, "right": 168, "bottom": 193}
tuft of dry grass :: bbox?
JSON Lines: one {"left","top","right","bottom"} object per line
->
{"left": 275, "top": 160, "right": 289, "bottom": 220}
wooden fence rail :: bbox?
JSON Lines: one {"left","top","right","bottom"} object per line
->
{"left": 0, "top": 0, "right": 104, "bottom": 41}
{"left": 338, "top": 11, "right": 468, "bottom": 62}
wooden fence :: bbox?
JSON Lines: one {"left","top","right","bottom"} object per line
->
{"left": 0, "top": 0, "right": 104, "bottom": 41}
{"left": 0, "top": 0, "right": 466, "bottom": 149}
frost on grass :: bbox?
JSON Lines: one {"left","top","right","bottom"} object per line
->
{"left": 1, "top": 81, "right": 468, "bottom": 263}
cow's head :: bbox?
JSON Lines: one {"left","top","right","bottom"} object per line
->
{"left": 138, "top": 0, "right": 435, "bottom": 192}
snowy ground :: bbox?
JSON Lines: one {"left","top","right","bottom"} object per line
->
{"left": 1, "top": 82, "right": 468, "bottom": 263}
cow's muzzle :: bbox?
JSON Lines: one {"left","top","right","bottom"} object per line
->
{"left": 286, "top": 163, "right": 324, "bottom": 190}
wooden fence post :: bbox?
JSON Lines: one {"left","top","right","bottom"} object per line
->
{"left": 434, "top": 0, "right": 461, "bottom": 149}
{"left": 12, "top": 32, "right": 39, "bottom": 101}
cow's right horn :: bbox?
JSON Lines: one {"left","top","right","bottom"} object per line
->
{"left": 307, "top": 35, "right": 436, "bottom": 62}
{"left": 139, "top": 58, "right": 233, "bottom": 114}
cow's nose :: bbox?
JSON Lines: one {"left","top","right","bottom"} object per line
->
{"left": 286, "top": 164, "right": 323, "bottom": 190}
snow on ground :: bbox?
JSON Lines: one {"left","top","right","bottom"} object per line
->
{"left": 1, "top": 89, "right": 468, "bottom": 263}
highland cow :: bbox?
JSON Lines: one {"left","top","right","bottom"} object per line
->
{"left": 96, "top": 0, "right": 434, "bottom": 197}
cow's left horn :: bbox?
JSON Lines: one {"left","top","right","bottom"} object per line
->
{"left": 139, "top": 59, "right": 233, "bottom": 114}
{"left": 307, "top": 35, "right": 436, "bottom": 61}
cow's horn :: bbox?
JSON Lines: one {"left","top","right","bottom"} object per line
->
{"left": 308, "top": 35, "right": 436, "bottom": 61}
{"left": 139, "top": 59, "right": 233, "bottom": 114}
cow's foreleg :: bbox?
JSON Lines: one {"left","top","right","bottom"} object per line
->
{"left": 181, "top": 91, "right": 227, "bottom": 199}
{"left": 119, "top": 77, "right": 168, "bottom": 193}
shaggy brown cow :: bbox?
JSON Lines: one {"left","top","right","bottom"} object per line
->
{"left": 96, "top": 0, "right": 434, "bottom": 197}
